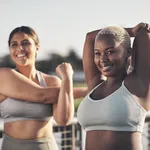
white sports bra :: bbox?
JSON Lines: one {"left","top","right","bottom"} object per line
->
{"left": 77, "top": 81, "right": 147, "bottom": 132}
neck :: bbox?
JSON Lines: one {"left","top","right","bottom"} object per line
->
{"left": 106, "top": 73, "right": 127, "bottom": 86}
{"left": 16, "top": 65, "right": 37, "bottom": 80}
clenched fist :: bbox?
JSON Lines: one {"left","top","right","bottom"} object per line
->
{"left": 132, "top": 22, "right": 150, "bottom": 36}
{"left": 56, "top": 63, "right": 74, "bottom": 80}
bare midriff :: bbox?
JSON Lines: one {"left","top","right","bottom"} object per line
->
{"left": 86, "top": 130, "right": 142, "bottom": 150}
{"left": 4, "top": 120, "right": 53, "bottom": 139}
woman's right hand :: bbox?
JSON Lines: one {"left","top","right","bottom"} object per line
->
{"left": 56, "top": 63, "right": 74, "bottom": 80}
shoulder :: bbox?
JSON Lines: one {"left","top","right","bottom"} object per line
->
{"left": 0, "top": 68, "right": 14, "bottom": 74}
{"left": 0, "top": 68, "right": 22, "bottom": 77}
{"left": 40, "top": 72, "right": 61, "bottom": 87}
{"left": 124, "top": 72, "right": 147, "bottom": 97}
{"left": 0, "top": 68, "right": 20, "bottom": 80}
{"left": 0, "top": 68, "right": 14, "bottom": 102}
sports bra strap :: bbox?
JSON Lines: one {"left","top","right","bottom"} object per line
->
{"left": 36, "top": 71, "right": 47, "bottom": 87}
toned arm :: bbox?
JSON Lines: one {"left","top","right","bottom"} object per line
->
{"left": 0, "top": 68, "right": 59, "bottom": 103}
{"left": 83, "top": 30, "right": 105, "bottom": 91}
{"left": 73, "top": 87, "right": 88, "bottom": 99}
{"left": 83, "top": 24, "right": 145, "bottom": 91}
{"left": 133, "top": 28, "right": 150, "bottom": 80}
{"left": 52, "top": 63, "right": 74, "bottom": 125}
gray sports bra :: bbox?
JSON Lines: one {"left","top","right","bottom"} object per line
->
{"left": 77, "top": 81, "right": 147, "bottom": 133}
{"left": 0, "top": 71, "right": 53, "bottom": 123}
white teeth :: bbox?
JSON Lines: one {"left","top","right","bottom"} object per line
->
{"left": 101, "top": 65, "right": 112, "bottom": 71}
{"left": 103, "top": 66, "right": 111, "bottom": 69}
{"left": 101, "top": 64, "right": 112, "bottom": 68}
{"left": 103, "top": 65, "right": 111, "bottom": 68}
{"left": 17, "top": 54, "right": 26, "bottom": 58}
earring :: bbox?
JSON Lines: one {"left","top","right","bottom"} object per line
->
{"left": 127, "top": 66, "right": 134, "bottom": 74}
{"left": 126, "top": 57, "right": 134, "bottom": 74}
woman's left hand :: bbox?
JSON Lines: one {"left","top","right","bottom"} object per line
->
{"left": 132, "top": 22, "right": 150, "bottom": 36}
{"left": 56, "top": 63, "right": 74, "bottom": 80}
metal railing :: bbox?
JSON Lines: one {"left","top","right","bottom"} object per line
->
{"left": 53, "top": 118, "right": 82, "bottom": 150}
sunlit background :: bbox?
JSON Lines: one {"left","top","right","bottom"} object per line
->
{"left": 0, "top": 0, "right": 150, "bottom": 59}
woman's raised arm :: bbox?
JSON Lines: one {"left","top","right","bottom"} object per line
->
{"left": 0, "top": 68, "right": 88, "bottom": 104}
{"left": 132, "top": 24, "right": 150, "bottom": 80}
{"left": 0, "top": 68, "right": 59, "bottom": 103}
{"left": 83, "top": 30, "right": 105, "bottom": 91}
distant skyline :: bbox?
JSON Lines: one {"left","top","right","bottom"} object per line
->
{"left": 0, "top": 0, "right": 150, "bottom": 60}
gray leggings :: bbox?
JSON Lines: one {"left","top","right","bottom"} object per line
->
{"left": 1, "top": 133, "right": 58, "bottom": 150}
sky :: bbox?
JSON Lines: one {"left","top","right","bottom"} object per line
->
{"left": 0, "top": 0, "right": 150, "bottom": 60}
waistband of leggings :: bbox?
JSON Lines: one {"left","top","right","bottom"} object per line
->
{"left": 3, "top": 133, "right": 54, "bottom": 143}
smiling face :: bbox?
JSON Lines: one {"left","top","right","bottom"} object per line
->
{"left": 9, "top": 32, "right": 39, "bottom": 67}
{"left": 94, "top": 35, "right": 129, "bottom": 77}
{"left": 8, "top": 26, "right": 39, "bottom": 67}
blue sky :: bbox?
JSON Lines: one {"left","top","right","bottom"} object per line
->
{"left": 0, "top": 0, "right": 150, "bottom": 59}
